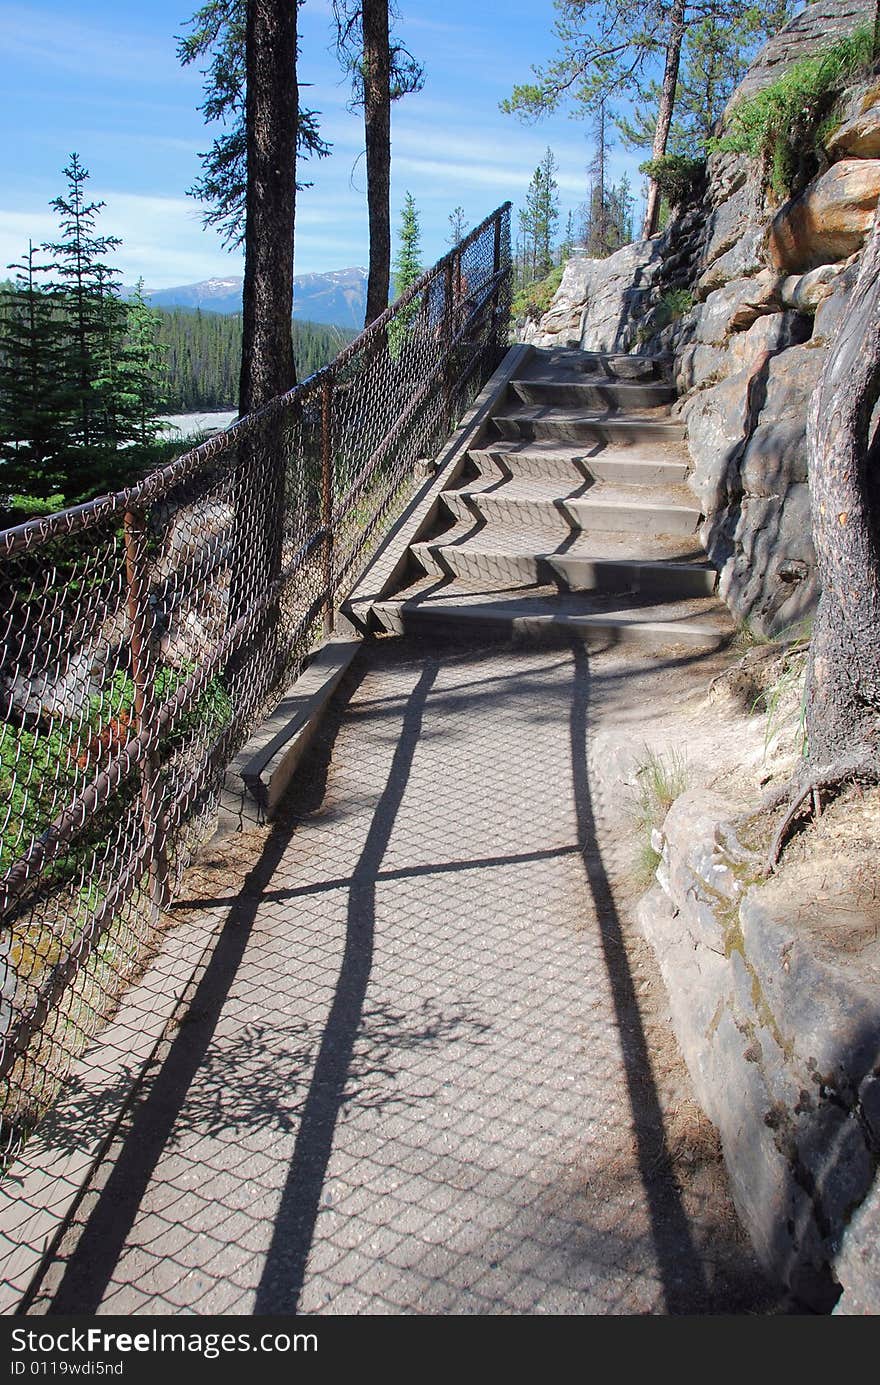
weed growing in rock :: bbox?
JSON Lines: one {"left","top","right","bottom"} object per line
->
{"left": 630, "top": 749, "right": 690, "bottom": 888}
{"left": 710, "top": 26, "right": 876, "bottom": 199}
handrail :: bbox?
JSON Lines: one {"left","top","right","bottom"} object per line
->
{"left": 0, "top": 201, "right": 513, "bottom": 1154}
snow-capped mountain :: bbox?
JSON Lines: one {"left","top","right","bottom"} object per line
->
{"left": 142, "top": 268, "right": 368, "bottom": 329}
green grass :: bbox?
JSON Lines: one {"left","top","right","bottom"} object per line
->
{"left": 637, "top": 288, "right": 695, "bottom": 344}
{"left": 711, "top": 26, "right": 876, "bottom": 198}
{"left": 630, "top": 749, "right": 691, "bottom": 888}
{"left": 751, "top": 648, "right": 809, "bottom": 762}
{"left": 511, "top": 263, "right": 564, "bottom": 325}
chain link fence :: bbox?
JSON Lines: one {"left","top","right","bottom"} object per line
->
{"left": 0, "top": 203, "right": 511, "bottom": 1162}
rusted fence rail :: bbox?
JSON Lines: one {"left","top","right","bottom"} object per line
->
{"left": 0, "top": 204, "right": 511, "bottom": 1160}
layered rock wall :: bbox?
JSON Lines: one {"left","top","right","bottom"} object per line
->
{"left": 640, "top": 791, "right": 880, "bottom": 1312}
{"left": 523, "top": 0, "right": 880, "bottom": 635}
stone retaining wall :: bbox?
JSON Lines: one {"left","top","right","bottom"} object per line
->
{"left": 638, "top": 790, "right": 880, "bottom": 1311}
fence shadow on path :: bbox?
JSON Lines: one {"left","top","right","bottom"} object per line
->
{"left": 568, "top": 638, "right": 711, "bottom": 1314}
{"left": 33, "top": 658, "right": 382, "bottom": 1316}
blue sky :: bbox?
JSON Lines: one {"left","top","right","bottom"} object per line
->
{"left": 0, "top": 0, "right": 647, "bottom": 288}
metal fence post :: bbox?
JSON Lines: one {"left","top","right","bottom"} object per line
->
{"left": 321, "top": 374, "right": 335, "bottom": 638}
{"left": 123, "top": 506, "right": 169, "bottom": 921}
{"left": 443, "top": 254, "right": 457, "bottom": 427}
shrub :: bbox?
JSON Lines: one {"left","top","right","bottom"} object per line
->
{"left": 711, "top": 26, "right": 876, "bottom": 198}
{"left": 511, "top": 263, "right": 564, "bottom": 324}
{"left": 636, "top": 288, "right": 695, "bottom": 343}
{"left": 639, "top": 154, "right": 706, "bottom": 208}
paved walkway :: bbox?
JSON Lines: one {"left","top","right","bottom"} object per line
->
{"left": 32, "top": 637, "right": 774, "bottom": 1315}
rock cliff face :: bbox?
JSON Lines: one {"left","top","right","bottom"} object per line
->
{"left": 522, "top": 0, "right": 880, "bottom": 635}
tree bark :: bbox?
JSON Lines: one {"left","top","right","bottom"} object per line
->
{"left": 239, "top": 0, "right": 298, "bottom": 414}
{"left": 804, "top": 203, "right": 880, "bottom": 765}
{"left": 362, "top": 0, "right": 392, "bottom": 326}
{"left": 641, "top": 0, "right": 686, "bottom": 240}
{"left": 230, "top": 0, "right": 298, "bottom": 679}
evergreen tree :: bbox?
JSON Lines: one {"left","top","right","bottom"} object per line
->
{"left": 448, "top": 205, "right": 467, "bottom": 247}
{"left": 0, "top": 245, "right": 67, "bottom": 503}
{"left": 586, "top": 101, "right": 611, "bottom": 257}
{"left": 388, "top": 191, "right": 422, "bottom": 355}
{"left": 118, "top": 281, "right": 168, "bottom": 451}
{"left": 42, "top": 154, "right": 127, "bottom": 464}
{"left": 178, "top": 0, "right": 329, "bottom": 249}
{"left": 560, "top": 210, "right": 575, "bottom": 260}
{"left": 618, "top": 7, "right": 791, "bottom": 155}
{"left": 333, "top": 2, "right": 423, "bottom": 325}
{"left": 503, "top": 1, "right": 794, "bottom": 237}
{"left": 520, "top": 148, "right": 559, "bottom": 281}
{"left": 392, "top": 191, "right": 423, "bottom": 299}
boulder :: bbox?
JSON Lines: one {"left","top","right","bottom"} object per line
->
{"left": 701, "top": 183, "right": 761, "bottom": 271}
{"left": 520, "top": 240, "right": 664, "bottom": 352}
{"left": 693, "top": 271, "right": 779, "bottom": 345}
{"left": 722, "top": 484, "right": 817, "bottom": 634}
{"left": 812, "top": 257, "right": 862, "bottom": 343}
{"left": 767, "top": 159, "right": 880, "bottom": 273}
{"left": 834, "top": 1179, "right": 880, "bottom": 1314}
{"left": 683, "top": 366, "right": 753, "bottom": 515}
{"left": 641, "top": 786, "right": 880, "bottom": 1306}
{"left": 779, "top": 261, "right": 848, "bottom": 312}
{"left": 825, "top": 82, "right": 880, "bottom": 160}
{"left": 696, "top": 225, "right": 767, "bottom": 299}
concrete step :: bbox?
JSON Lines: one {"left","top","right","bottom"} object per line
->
{"left": 527, "top": 347, "right": 673, "bottom": 382}
{"left": 371, "top": 582, "right": 733, "bottom": 651}
{"left": 410, "top": 538, "right": 717, "bottom": 597}
{"left": 509, "top": 377, "right": 677, "bottom": 411}
{"left": 467, "top": 442, "right": 690, "bottom": 486}
{"left": 490, "top": 409, "right": 686, "bottom": 447}
{"left": 439, "top": 479, "right": 703, "bottom": 536}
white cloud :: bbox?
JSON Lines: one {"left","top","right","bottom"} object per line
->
{"left": 0, "top": 4, "right": 179, "bottom": 82}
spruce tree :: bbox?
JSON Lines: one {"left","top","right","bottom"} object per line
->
{"left": 178, "top": 0, "right": 329, "bottom": 250}
{"left": 41, "top": 154, "right": 131, "bottom": 495}
{"left": 520, "top": 148, "right": 559, "bottom": 281}
{"left": 393, "top": 191, "right": 422, "bottom": 299}
{"left": 388, "top": 191, "right": 422, "bottom": 356}
{"left": 448, "top": 205, "right": 467, "bottom": 248}
{"left": 0, "top": 244, "right": 67, "bottom": 506}
{"left": 117, "top": 280, "right": 167, "bottom": 452}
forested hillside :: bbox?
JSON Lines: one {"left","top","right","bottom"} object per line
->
{"left": 155, "top": 308, "right": 356, "bottom": 411}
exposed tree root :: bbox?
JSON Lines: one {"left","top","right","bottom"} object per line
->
{"left": 763, "top": 750, "right": 880, "bottom": 874}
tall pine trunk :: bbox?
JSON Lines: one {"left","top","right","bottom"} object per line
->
{"left": 804, "top": 205, "right": 880, "bottom": 765}
{"left": 363, "top": 0, "right": 392, "bottom": 327}
{"left": 231, "top": 0, "right": 299, "bottom": 685}
{"left": 642, "top": 0, "right": 686, "bottom": 240}
{"left": 239, "top": 0, "right": 298, "bottom": 413}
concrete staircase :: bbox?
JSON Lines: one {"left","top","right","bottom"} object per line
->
{"left": 365, "top": 347, "right": 733, "bottom": 651}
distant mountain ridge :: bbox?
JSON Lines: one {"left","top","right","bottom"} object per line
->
{"left": 141, "top": 267, "right": 368, "bottom": 329}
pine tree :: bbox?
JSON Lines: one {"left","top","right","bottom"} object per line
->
{"left": 0, "top": 245, "right": 67, "bottom": 506}
{"left": 117, "top": 281, "right": 168, "bottom": 452}
{"left": 178, "top": 0, "right": 329, "bottom": 249}
{"left": 520, "top": 148, "right": 559, "bottom": 281}
{"left": 586, "top": 100, "right": 611, "bottom": 257}
{"left": 559, "top": 210, "right": 575, "bottom": 261}
{"left": 41, "top": 154, "right": 130, "bottom": 490}
{"left": 333, "top": 2, "right": 423, "bottom": 325}
{"left": 448, "top": 205, "right": 467, "bottom": 247}
{"left": 503, "top": 1, "right": 795, "bottom": 237}
{"left": 388, "top": 191, "right": 422, "bottom": 356}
